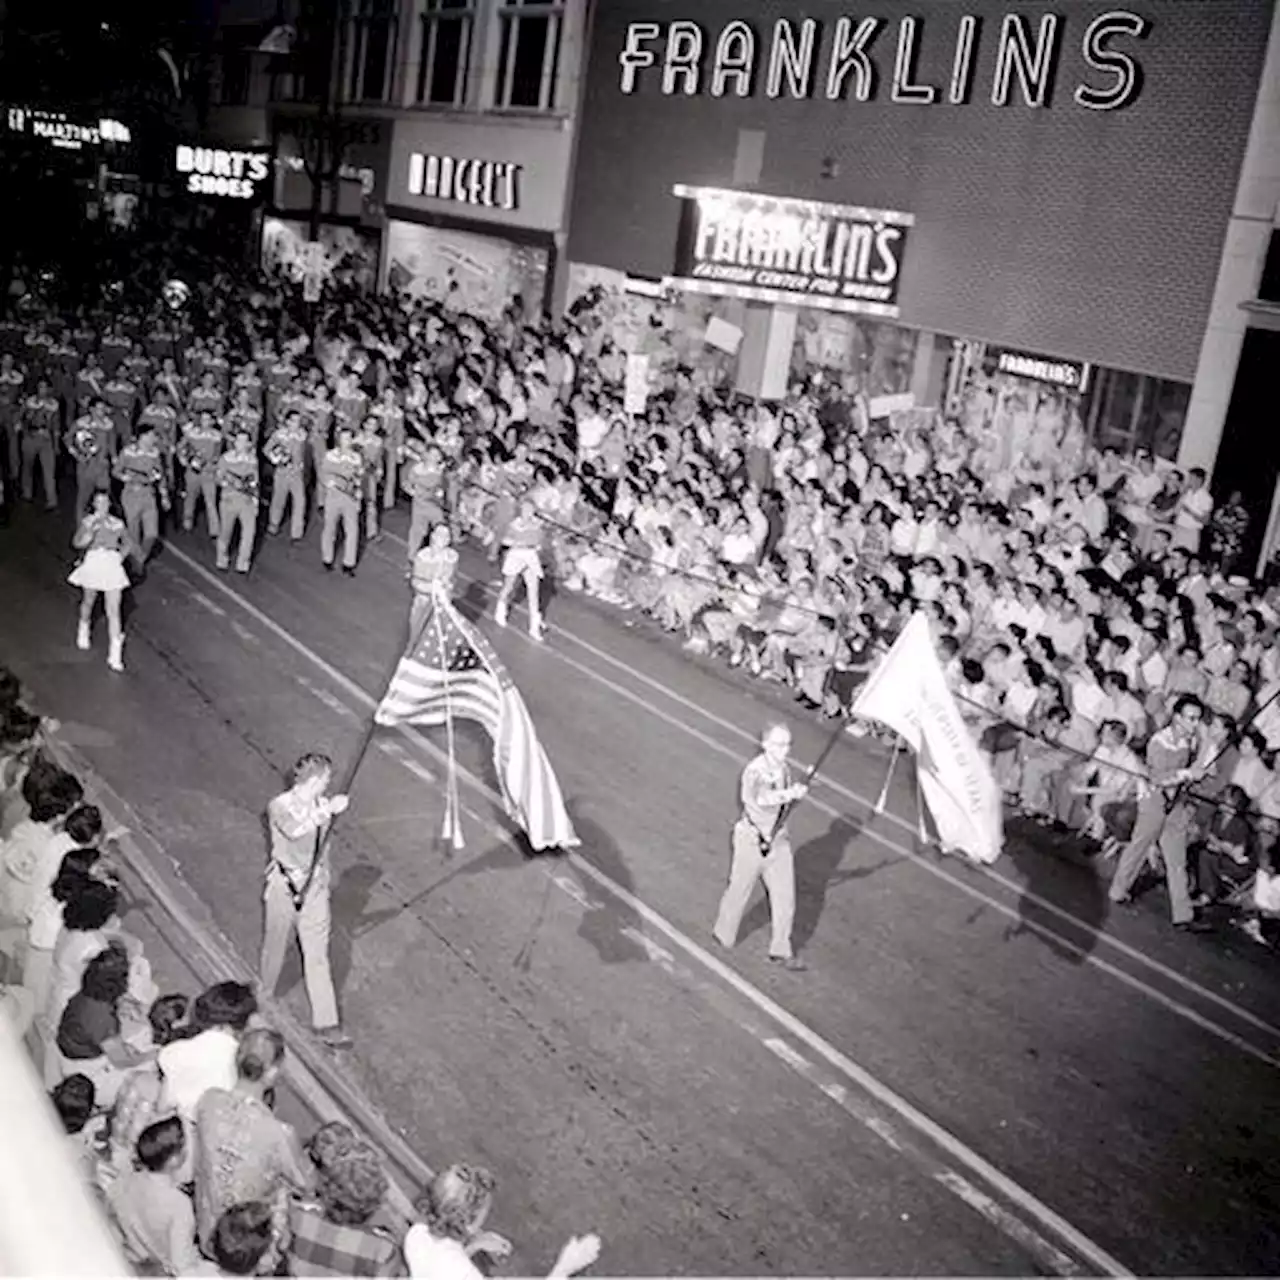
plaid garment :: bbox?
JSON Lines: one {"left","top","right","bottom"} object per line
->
{"left": 288, "top": 1203, "right": 405, "bottom": 1278}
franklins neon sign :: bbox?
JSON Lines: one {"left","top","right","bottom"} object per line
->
{"left": 619, "top": 12, "right": 1152, "bottom": 111}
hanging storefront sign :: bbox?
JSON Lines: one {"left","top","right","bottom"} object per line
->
{"left": 4, "top": 105, "right": 130, "bottom": 150}
{"left": 667, "top": 184, "right": 913, "bottom": 319}
{"left": 406, "top": 153, "right": 521, "bottom": 212}
{"left": 990, "top": 345, "right": 1092, "bottom": 391}
{"left": 175, "top": 144, "right": 272, "bottom": 201}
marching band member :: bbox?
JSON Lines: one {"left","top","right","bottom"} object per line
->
{"left": 69, "top": 490, "right": 135, "bottom": 672}
{"left": 353, "top": 415, "right": 385, "bottom": 543}
{"left": 264, "top": 350, "right": 297, "bottom": 427}
{"left": 19, "top": 377, "right": 59, "bottom": 511}
{"left": 73, "top": 352, "right": 106, "bottom": 417}
{"left": 226, "top": 385, "right": 264, "bottom": 445}
{"left": 374, "top": 385, "right": 405, "bottom": 510}
{"left": 0, "top": 352, "right": 26, "bottom": 478}
{"left": 319, "top": 426, "right": 365, "bottom": 576}
{"left": 137, "top": 388, "right": 180, "bottom": 492}
{"left": 187, "top": 369, "right": 225, "bottom": 422}
{"left": 215, "top": 428, "right": 260, "bottom": 574}
{"left": 102, "top": 367, "right": 141, "bottom": 446}
{"left": 154, "top": 356, "right": 187, "bottom": 413}
{"left": 402, "top": 442, "right": 454, "bottom": 564}
{"left": 121, "top": 340, "right": 152, "bottom": 388}
{"left": 177, "top": 409, "right": 224, "bottom": 538}
{"left": 113, "top": 426, "right": 169, "bottom": 564}
{"left": 409, "top": 525, "right": 459, "bottom": 639}
{"left": 265, "top": 409, "right": 309, "bottom": 541}
{"left": 333, "top": 371, "right": 368, "bottom": 436}
{"left": 494, "top": 495, "right": 546, "bottom": 641}
{"left": 68, "top": 400, "right": 116, "bottom": 522}
{"left": 303, "top": 380, "right": 333, "bottom": 487}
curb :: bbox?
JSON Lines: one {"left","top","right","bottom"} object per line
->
{"left": 40, "top": 730, "right": 435, "bottom": 1220}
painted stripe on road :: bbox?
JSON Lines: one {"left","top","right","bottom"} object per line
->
{"left": 423, "top": 544, "right": 1280, "bottom": 1051}
{"left": 162, "top": 542, "right": 1133, "bottom": 1277}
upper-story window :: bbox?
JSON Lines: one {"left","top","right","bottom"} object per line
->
{"left": 343, "top": 0, "right": 398, "bottom": 103}
{"left": 494, "top": 0, "right": 564, "bottom": 111}
{"left": 414, "top": 0, "right": 473, "bottom": 107}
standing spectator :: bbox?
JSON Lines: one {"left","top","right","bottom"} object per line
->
{"left": 1172, "top": 467, "right": 1214, "bottom": 554}
{"left": 1207, "top": 490, "right": 1249, "bottom": 575}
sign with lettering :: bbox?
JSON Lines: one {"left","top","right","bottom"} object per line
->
{"left": 407, "top": 153, "right": 521, "bottom": 212}
{"left": 4, "top": 105, "right": 130, "bottom": 150}
{"left": 175, "top": 145, "right": 271, "bottom": 201}
{"left": 668, "top": 184, "right": 912, "bottom": 318}
{"left": 991, "top": 346, "right": 1091, "bottom": 391}
{"left": 618, "top": 12, "right": 1151, "bottom": 112}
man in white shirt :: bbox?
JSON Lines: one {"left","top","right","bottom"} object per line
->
{"left": 158, "top": 980, "right": 257, "bottom": 1120}
{"left": 1172, "top": 467, "right": 1214, "bottom": 552}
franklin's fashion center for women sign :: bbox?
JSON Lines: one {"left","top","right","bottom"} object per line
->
{"left": 669, "top": 184, "right": 913, "bottom": 318}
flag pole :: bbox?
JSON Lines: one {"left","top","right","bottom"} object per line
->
{"left": 873, "top": 738, "right": 903, "bottom": 816}
{"left": 433, "top": 594, "right": 464, "bottom": 852}
{"left": 294, "top": 601, "right": 437, "bottom": 904}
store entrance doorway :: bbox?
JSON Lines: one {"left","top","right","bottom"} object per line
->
{"left": 1214, "top": 325, "right": 1280, "bottom": 574}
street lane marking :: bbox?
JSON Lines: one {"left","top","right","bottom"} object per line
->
{"left": 412, "top": 546, "right": 1280, "bottom": 1053}
{"left": 163, "top": 542, "right": 1133, "bottom": 1278}
{"left": 189, "top": 590, "right": 227, "bottom": 618}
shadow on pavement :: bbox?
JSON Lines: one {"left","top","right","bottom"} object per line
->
{"left": 567, "top": 808, "right": 649, "bottom": 966}
{"left": 330, "top": 862, "right": 405, "bottom": 996}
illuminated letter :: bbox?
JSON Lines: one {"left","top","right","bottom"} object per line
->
{"left": 662, "top": 21, "right": 704, "bottom": 95}
{"left": 619, "top": 22, "right": 661, "bottom": 94}
{"left": 991, "top": 14, "right": 1061, "bottom": 107}
{"left": 710, "top": 21, "right": 756, "bottom": 97}
{"left": 176, "top": 144, "right": 195, "bottom": 174}
{"left": 870, "top": 226, "right": 903, "bottom": 285}
{"left": 824, "top": 17, "right": 882, "bottom": 101}
{"left": 766, "top": 18, "right": 818, "bottom": 99}
{"left": 1074, "top": 12, "right": 1149, "bottom": 111}
{"left": 948, "top": 15, "right": 980, "bottom": 104}
{"left": 891, "top": 17, "right": 938, "bottom": 104}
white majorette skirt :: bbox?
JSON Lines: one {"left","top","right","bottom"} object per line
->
{"left": 502, "top": 547, "right": 543, "bottom": 580}
{"left": 68, "top": 548, "right": 131, "bottom": 592}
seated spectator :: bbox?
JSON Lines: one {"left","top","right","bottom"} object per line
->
{"left": 105, "top": 1116, "right": 204, "bottom": 1276}
{"left": 160, "top": 980, "right": 258, "bottom": 1121}
{"left": 51, "top": 1072, "right": 105, "bottom": 1181}
{"left": 289, "top": 1121, "right": 403, "bottom": 1277}
{"left": 1191, "top": 785, "right": 1254, "bottom": 907}
{"left": 194, "top": 1028, "right": 311, "bottom": 1265}
{"left": 208, "top": 1201, "right": 280, "bottom": 1277}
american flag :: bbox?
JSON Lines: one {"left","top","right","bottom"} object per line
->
{"left": 374, "top": 597, "right": 579, "bottom": 851}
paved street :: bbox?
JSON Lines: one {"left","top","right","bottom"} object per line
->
{"left": 4, "top": 501, "right": 1280, "bottom": 1276}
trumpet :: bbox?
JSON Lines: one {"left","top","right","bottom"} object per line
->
{"left": 265, "top": 437, "right": 293, "bottom": 467}
{"left": 69, "top": 426, "right": 98, "bottom": 463}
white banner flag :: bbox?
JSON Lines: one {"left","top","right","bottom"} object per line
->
{"left": 852, "top": 614, "right": 1003, "bottom": 865}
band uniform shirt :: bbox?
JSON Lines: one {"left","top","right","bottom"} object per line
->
{"left": 355, "top": 431, "right": 385, "bottom": 481}
{"left": 267, "top": 789, "right": 333, "bottom": 893}
{"left": 411, "top": 546, "right": 458, "bottom": 598}
{"left": 22, "top": 394, "right": 59, "bottom": 438}
{"left": 217, "top": 448, "right": 260, "bottom": 496}
{"left": 181, "top": 422, "right": 224, "bottom": 471}
{"left": 116, "top": 442, "right": 164, "bottom": 492}
{"left": 320, "top": 447, "right": 365, "bottom": 500}
{"left": 188, "top": 384, "right": 225, "bottom": 418}
{"left": 104, "top": 376, "right": 139, "bottom": 417}
{"left": 0, "top": 365, "right": 25, "bottom": 409}
{"left": 139, "top": 403, "right": 178, "bottom": 451}
{"left": 74, "top": 367, "right": 104, "bottom": 404}
{"left": 266, "top": 424, "right": 308, "bottom": 471}
{"left": 406, "top": 459, "right": 447, "bottom": 504}
{"left": 740, "top": 753, "right": 793, "bottom": 841}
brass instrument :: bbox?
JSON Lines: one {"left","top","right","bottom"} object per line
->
{"left": 265, "top": 435, "right": 293, "bottom": 467}
{"left": 69, "top": 425, "right": 98, "bottom": 464}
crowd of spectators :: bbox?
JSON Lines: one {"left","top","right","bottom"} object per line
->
{"left": 0, "top": 670, "right": 601, "bottom": 1276}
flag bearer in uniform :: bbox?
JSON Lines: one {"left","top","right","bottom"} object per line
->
{"left": 354, "top": 415, "right": 385, "bottom": 543}
{"left": 215, "top": 429, "right": 260, "bottom": 574}
{"left": 403, "top": 442, "right": 453, "bottom": 565}
{"left": 409, "top": 524, "right": 459, "bottom": 640}
{"left": 69, "top": 489, "right": 135, "bottom": 672}
{"left": 1107, "top": 693, "right": 1213, "bottom": 931}
{"left": 113, "top": 426, "right": 168, "bottom": 564}
{"left": 0, "top": 352, "right": 26, "bottom": 478}
{"left": 319, "top": 427, "right": 365, "bottom": 576}
{"left": 68, "top": 401, "right": 116, "bottom": 521}
{"left": 19, "top": 378, "right": 60, "bottom": 510}
{"left": 265, "top": 410, "right": 309, "bottom": 541}
{"left": 494, "top": 496, "right": 547, "bottom": 640}
{"left": 178, "top": 410, "right": 224, "bottom": 537}
{"left": 259, "top": 753, "right": 352, "bottom": 1049}
{"left": 712, "top": 723, "right": 809, "bottom": 970}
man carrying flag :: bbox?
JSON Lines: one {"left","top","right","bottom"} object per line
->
{"left": 373, "top": 572, "right": 578, "bottom": 854}
{"left": 852, "top": 613, "right": 1004, "bottom": 866}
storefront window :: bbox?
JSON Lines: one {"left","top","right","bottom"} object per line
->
{"left": 342, "top": 0, "right": 398, "bottom": 103}
{"left": 1083, "top": 368, "right": 1190, "bottom": 460}
{"left": 415, "top": 0, "right": 473, "bottom": 107}
{"left": 495, "top": 0, "right": 563, "bottom": 112}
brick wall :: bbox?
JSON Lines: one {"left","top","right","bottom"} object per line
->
{"left": 567, "top": 0, "right": 1273, "bottom": 382}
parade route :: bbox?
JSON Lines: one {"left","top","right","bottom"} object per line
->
{"left": 5, "top": 503, "right": 1280, "bottom": 1275}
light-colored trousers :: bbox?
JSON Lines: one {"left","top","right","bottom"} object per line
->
{"left": 182, "top": 473, "right": 219, "bottom": 536}
{"left": 321, "top": 492, "right": 360, "bottom": 568}
{"left": 713, "top": 819, "right": 796, "bottom": 959}
{"left": 216, "top": 494, "right": 257, "bottom": 571}
{"left": 1107, "top": 794, "right": 1194, "bottom": 924}
{"left": 259, "top": 868, "right": 340, "bottom": 1031}
{"left": 268, "top": 468, "right": 306, "bottom": 538}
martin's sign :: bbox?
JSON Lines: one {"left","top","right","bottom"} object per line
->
{"left": 175, "top": 145, "right": 271, "bottom": 201}
{"left": 406, "top": 152, "right": 521, "bottom": 212}
{"left": 991, "top": 346, "right": 1091, "bottom": 391}
{"left": 668, "top": 184, "right": 912, "bottom": 318}
{"left": 5, "top": 105, "right": 130, "bottom": 150}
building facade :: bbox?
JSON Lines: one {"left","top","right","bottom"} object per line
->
{"left": 565, "top": 0, "right": 1280, "bottom": 515}
{"left": 203, "top": 0, "right": 590, "bottom": 312}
